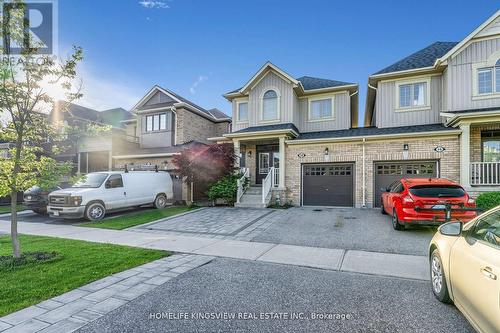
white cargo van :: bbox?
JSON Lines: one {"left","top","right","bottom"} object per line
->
{"left": 47, "top": 171, "right": 173, "bottom": 220}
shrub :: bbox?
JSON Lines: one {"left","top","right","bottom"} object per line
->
{"left": 206, "top": 174, "right": 240, "bottom": 205}
{"left": 475, "top": 192, "right": 500, "bottom": 211}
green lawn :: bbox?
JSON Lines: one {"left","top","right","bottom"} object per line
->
{"left": 0, "top": 205, "right": 26, "bottom": 214}
{"left": 0, "top": 235, "right": 168, "bottom": 316}
{"left": 78, "top": 206, "right": 200, "bottom": 230}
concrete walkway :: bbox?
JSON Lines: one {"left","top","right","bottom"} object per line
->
{"left": 0, "top": 254, "right": 214, "bottom": 333}
{"left": 0, "top": 222, "right": 429, "bottom": 281}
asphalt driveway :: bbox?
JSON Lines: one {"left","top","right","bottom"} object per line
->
{"left": 77, "top": 257, "right": 472, "bottom": 333}
{"left": 252, "top": 207, "right": 436, "bottom": 256}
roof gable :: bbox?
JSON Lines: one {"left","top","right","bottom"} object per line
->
{"left": 436, "top": 10, "right": 500, "bottom": 65}
{"left": 238, "top": 62, "right": 299, "bottom": 94}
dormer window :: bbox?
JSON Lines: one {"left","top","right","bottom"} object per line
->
{"left": 477, "top": 60, "right": 500, "bottom": 94}
{"left": 262, "top": 90, "right": 279, "bottom": 121}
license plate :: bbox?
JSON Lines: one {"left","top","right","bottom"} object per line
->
{"left": 25, "top": 196, "right": 32, "bottom": 200}
{"left": 53, "top": 211, "right": 59, "bottom": 216}
{"left": 432, "top": 204, "right": 446, "bottom": 210}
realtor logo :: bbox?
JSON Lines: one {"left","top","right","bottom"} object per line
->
{"left": 1, "top": 0, "right": 57, "bottom": 55}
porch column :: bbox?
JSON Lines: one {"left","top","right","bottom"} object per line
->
{"left": 460, "top": 123, "right": 470, "bottom": 188}
{"left": 279, "top": 136, "right": 285, "bottom": 189}
{"left": 233, "top": 139, "right": 240, "bottom": 169}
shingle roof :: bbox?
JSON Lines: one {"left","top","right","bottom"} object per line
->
{"left": 232, "top": 123, "right": 299, "bottom": 134}
{"left": 113, "top": 140, "right": 207, "bottom": 156}
{"left": 447, "top": 106, "right": 500, "bottom": 114}
{"left": 52, "top": 102, "right": 133, "bottom": 129}
{"left": 208, "top": 108, "right": 231, "bottom": 120}
{"left": 296, "top": 124, "right": 457, "bottom": 140}
{"left": 373, "top": 42, "right": 458, "bottom": 75}
{"left": 296, "top": 76, "right": 354, "bottom": 90}
{"left": 226, "top": 75, "right": 354, "bottom": 95}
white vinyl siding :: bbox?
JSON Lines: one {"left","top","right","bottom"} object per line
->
{"left": 309, "top": 98, "right": 333, "bottom": 120}
{"left": 448, "top": 37, "right": 500, "bottom": 110}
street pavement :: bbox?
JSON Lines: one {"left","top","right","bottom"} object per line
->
{"left": 77, "top": 258, "right": 473, "bottom": 333}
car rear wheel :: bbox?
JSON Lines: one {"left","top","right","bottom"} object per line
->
{"left": 154, "top": 194, "right": 167, "bottom": 209}
{"left": 85, "top": 202, "right": 106, "bottom": 221}
{"left": 392, "top": 209, "right": 404, "bottom": 231}
{"left": 430, "top": 249, "right": 452, "bottom": 303}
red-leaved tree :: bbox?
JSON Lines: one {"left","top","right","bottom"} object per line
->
{"left": 172, "top": 143, "right": 236, "bottom": 185}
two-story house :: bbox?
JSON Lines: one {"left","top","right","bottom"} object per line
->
{"left": 221, "top": 62, "right": 360, "bottom": 207}
{"left": 366, "top": 9, "right": 500, "bottom": 205}
{"left": 223, "top": 11, "right": 500, "bottom": 209}
{"left": 112, "top": 85, "right": 231, "bottom": 202}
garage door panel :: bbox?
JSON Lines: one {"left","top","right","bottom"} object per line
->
{"left": 303, "top": 164, "right": 354, "bottom": 207}
{"left": 373, "top": 161, "right": 437, "bottom": 207}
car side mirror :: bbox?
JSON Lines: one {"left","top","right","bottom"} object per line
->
{"left": 439, "top": 222, "right": 462, "bottom": 236}
{"left": 105, "top": 181, "right": 111, "bottom": 189}
{"left": 381, "top": 187, "right": 390, "bottom": 192}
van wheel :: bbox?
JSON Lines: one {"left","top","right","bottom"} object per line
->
{"left": 154, "top": 194, "right": 167, "bottom": 209}
{"left": 85, "top": 202, "right": 106, "bottom": 221}
{"left": 392, "top": 209, "right": 404, "bottom": 231}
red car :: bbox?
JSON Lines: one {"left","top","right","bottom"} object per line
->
{"left": 380, "top": 178, "right": 476, "bottom": 230}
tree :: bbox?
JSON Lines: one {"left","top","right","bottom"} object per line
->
{"left": 172, "top": 143, "right": 236, "bottom": 185}
{"left": 0, "top": 1, "right": 83, "bottom": 257}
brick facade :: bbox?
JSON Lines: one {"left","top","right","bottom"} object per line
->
{"left": 176, "top": 107, "right": 230, "bottom": 144}
{"left": 470, "top": 123, "right": 500, "bottom": 163}
{"left": 284, "top": 135, "right": 460, "bottom": 207}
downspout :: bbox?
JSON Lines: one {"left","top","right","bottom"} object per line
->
{"left": 349, "top": 90, "right": 358, "bottom": 97}
{"left": 362, "top": 137, "right": 366, "bottom": 208}
{"left": 171, "top": 107, "right": 178, "bottom": 145}
{"left": 368, "top": 83, "right": 377, "bottom": 91}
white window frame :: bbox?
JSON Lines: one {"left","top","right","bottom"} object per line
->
{"left": 472, "top": 53, "right": 500, "bottom": 100}
{"left": 259, "top": 87, "right": 281, "bottom": 123}
{"left": 307, "top": 96, "right": 335, "bottom": 122}
{"left": 395, "top": 77, "right": 431, "bottom": 112}
{"left": 235, "top": 99, "right": 249, "bottom": 123}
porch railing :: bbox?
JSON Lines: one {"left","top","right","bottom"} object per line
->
{"left": 262, "top": 167, "right": 275, "bottom": 204}
{"left": 236, "top": 167, "right": 250, "bottom": 204}
{"left": 470, "top": 162, "right": 500, "bottom": 186}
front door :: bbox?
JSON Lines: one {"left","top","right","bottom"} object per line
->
{"left": 256, "top": 145, "right": 279, "bottom": 184}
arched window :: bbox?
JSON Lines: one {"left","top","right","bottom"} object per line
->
{"left": 262, "top": 90, "right": 278, "bottom": 120}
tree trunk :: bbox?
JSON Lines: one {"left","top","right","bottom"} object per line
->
{"left": 11, "top": 137, "right": 23, "bottom": 258}
{"left": 10, "top": 190, "right": 20, "bottom": 258}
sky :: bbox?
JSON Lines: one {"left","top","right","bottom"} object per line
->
{"left": 57, "top": 0, "right": 500, "bottom": 124}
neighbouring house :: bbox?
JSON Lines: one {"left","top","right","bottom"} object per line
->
{"left": 111, "top": 85, "right": 231, "bottom": 202}
{"left": 50, "top": 101, "right": 135, "bottom": 175}
{"left": 222, "top": 9, "right": 500, "bottom": 209}
{"left": 366, "top": 9, "right": 500, "bottom": 205}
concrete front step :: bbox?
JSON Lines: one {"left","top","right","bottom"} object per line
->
{"left": 235, "top": 202, "right": 267, "bottom": 208}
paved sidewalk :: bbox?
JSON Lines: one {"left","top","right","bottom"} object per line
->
{"left": 0, "top": 254, "right": 214, "bottom": 333}
{"left": 0, "top": 221, "right": 429, "bottom": 281}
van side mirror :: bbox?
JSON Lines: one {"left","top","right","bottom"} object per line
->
{"left": 105, "top": 180, "right": 111, "bottom": 189}
{"left": 439, "top": 222, "right": 462, "bottom": 236}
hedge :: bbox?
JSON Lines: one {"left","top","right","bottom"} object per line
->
{"left": 475, "top": 192, "right": 500, "bottom": 211}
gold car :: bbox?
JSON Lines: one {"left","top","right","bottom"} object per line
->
{"left": 429, "top": 206, "right": 500, "bottom": 333}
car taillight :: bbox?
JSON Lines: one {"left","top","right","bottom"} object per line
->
{"left": 402, "top": 195, "right": 414, "bottom": 207}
